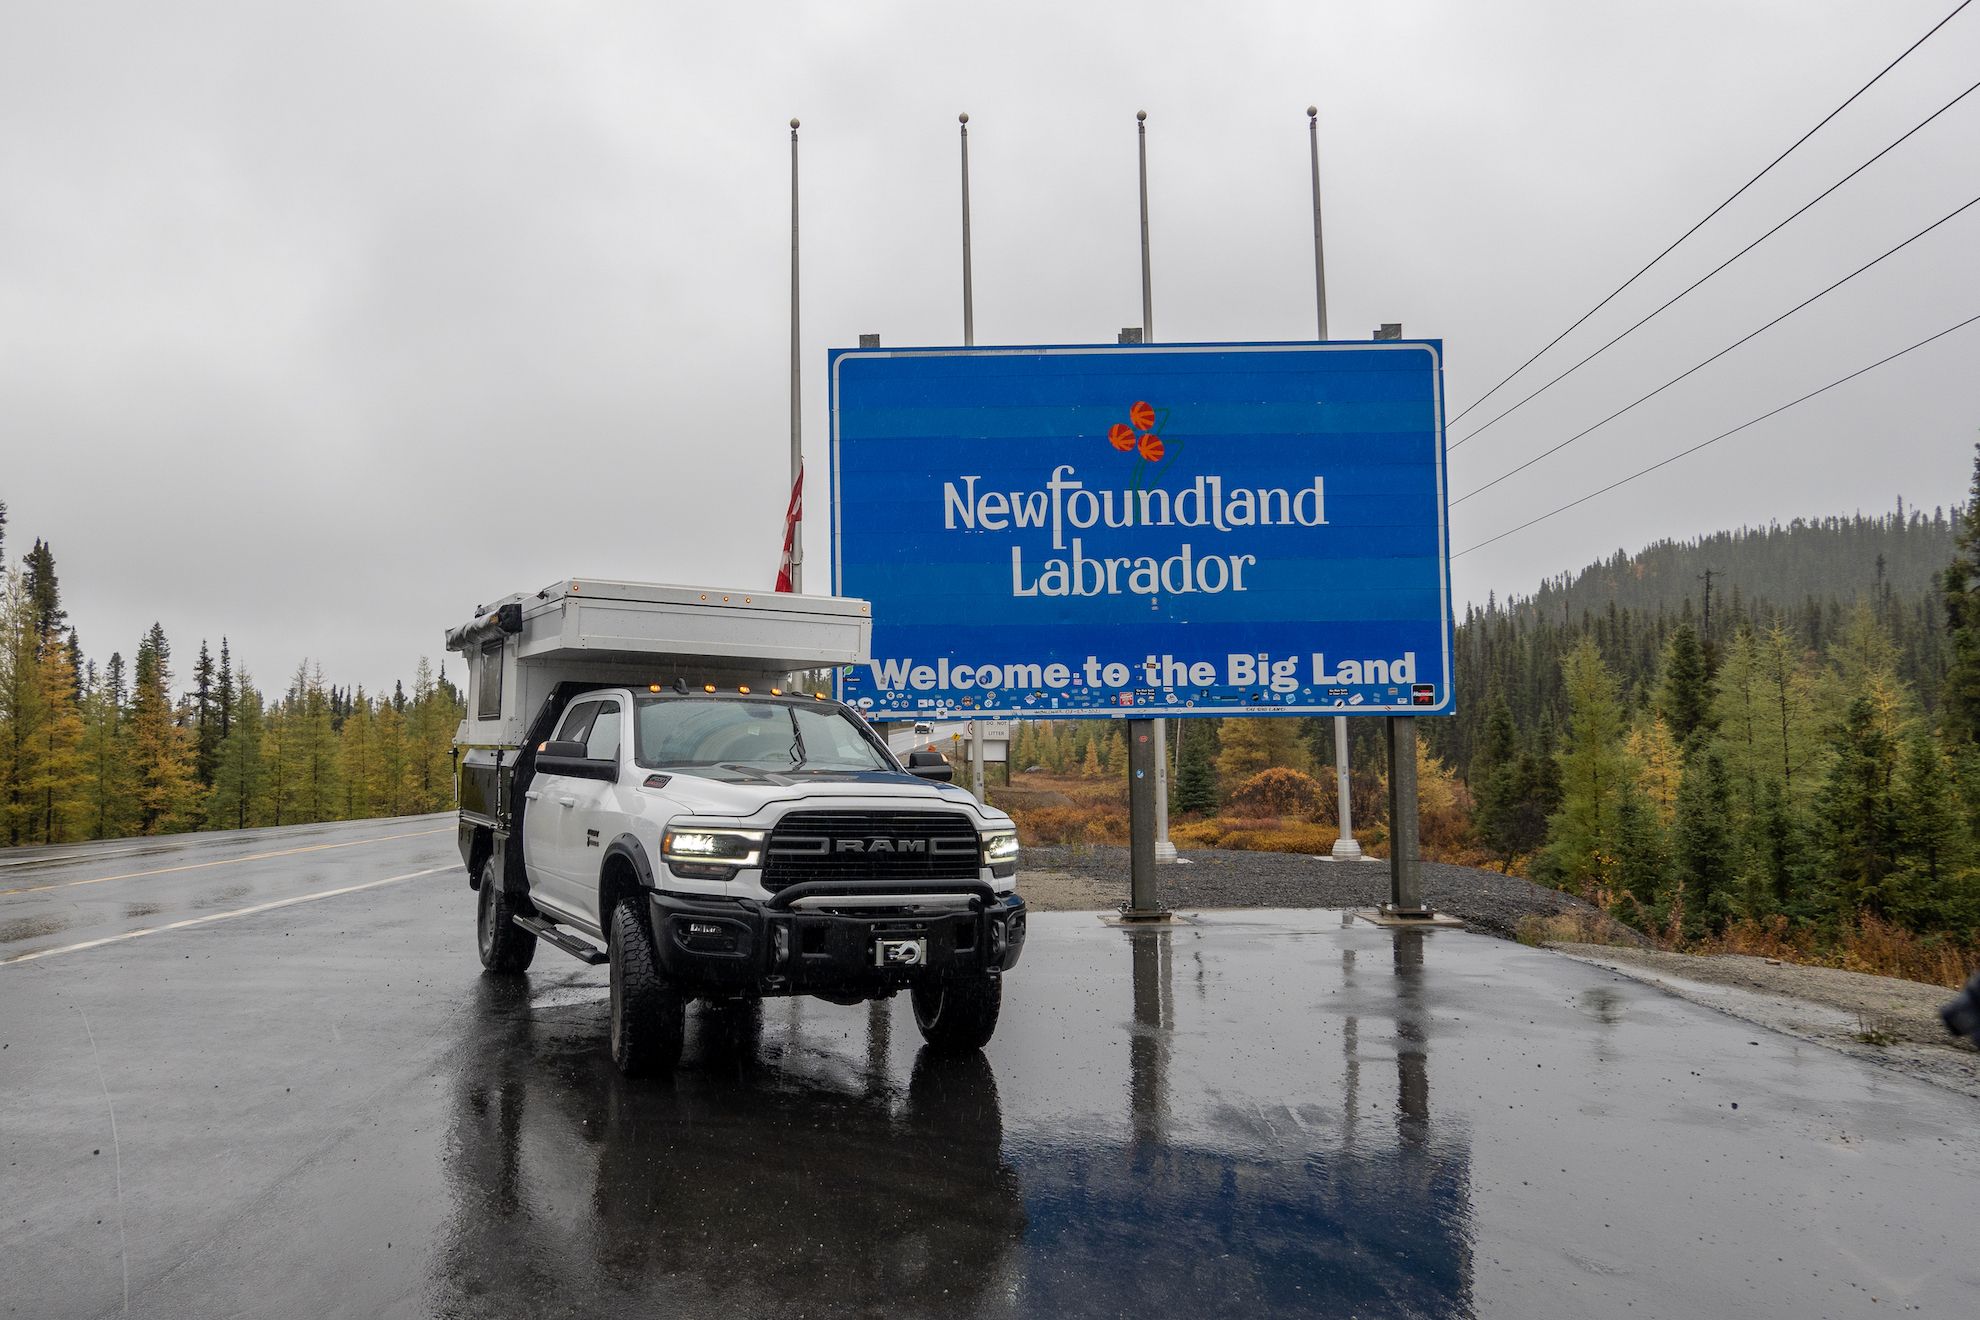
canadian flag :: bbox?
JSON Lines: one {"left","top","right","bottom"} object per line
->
{"left": 774, "top": 462, "right": 803, "bottom": 593}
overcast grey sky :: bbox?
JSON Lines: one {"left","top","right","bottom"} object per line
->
{"left": 3, "top": 1, "right": 1976, "bottom": 693}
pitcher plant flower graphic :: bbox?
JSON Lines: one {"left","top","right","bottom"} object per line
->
{"left": 1105, "top": 400, "right": 1182, "bottom": 518}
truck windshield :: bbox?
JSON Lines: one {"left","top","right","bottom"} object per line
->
{"left": 633, "top": 698, "right": 893, "bottom": 773}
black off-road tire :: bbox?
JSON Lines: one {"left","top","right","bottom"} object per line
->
{"left": 608, "top": 896, "right": 685, "bottom": 1077}
{"left": 910, "top": 973, "right": 1002, "bottom": 1052}
{"left": 476, "top": 860, "right": 537, "bottom": 974}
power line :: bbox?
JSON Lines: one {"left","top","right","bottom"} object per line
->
{"left": 1450, "top": 74, "right": 1980, "bottom": 450}
{"left": 1452, "top": 310, "right": 1980, "bottom": 558}
{"left": 1446, "top": 0, "right": 1975, "bottom": 428}
{"left": 1450, "top": 190, "right": 1980, "bottom": 507}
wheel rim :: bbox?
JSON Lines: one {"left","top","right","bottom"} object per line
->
{"left": 477, "top": 876, "right": 495, "bottom": 960}
{"left": 916, "top": 985, "right": 944, "bottom": 1030}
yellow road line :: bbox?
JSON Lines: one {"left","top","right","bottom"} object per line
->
{"left": 2, "top": 867, "right": 451, "bottom": 965}
{"left": 0, "top": 826, "right": 452, "bottom": 897}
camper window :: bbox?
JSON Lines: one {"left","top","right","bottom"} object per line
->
{"left": 475, "top": 640, "right": 504, "bottom": 720}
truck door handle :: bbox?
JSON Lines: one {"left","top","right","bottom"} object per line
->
{"left": 558, "top": 796, "right": 577, "bottom": 808}
{"left": 524, "top": 790, "right": 542, "bottom": 801}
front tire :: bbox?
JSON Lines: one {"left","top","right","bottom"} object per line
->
{"left": 910, "top": 973, "right": 1002, "bottom": 1052}
{"left": 608, "top": 896, "right": 685, "bottom": 1077}
{"left": 476, "top": 860, "right": 537, "bottom": 973}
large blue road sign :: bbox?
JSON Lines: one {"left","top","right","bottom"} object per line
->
{"left": 829, "top": 341, "right": 1452, "bottom": 719}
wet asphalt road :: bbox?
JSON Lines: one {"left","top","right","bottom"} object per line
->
{"left": 3, "top": 819, "right": 1978, "bottom": 1318}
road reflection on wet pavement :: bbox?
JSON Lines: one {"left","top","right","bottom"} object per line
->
{"left": 3, "top": 842, "right": 1975, "bottom": 1319}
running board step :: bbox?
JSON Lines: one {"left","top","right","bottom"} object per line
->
{"left": 513, "top": 914, "right": 608, "bottom": 965}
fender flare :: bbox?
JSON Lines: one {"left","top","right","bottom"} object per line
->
{"left": 601, "top": 834, "right": 658, "bottom": 890}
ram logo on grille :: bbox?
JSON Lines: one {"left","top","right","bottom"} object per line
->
{"left": 762, "top": 811, "right": 984, "bottom": 892}
{"left": 834, "top": 838, "right": 928, "bottom": 854}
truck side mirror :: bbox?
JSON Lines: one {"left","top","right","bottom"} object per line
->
{"left": 905, "top": 751, "right": 953, "bottom": 782}
{"left": 536, "top": 740, "right": 619, "bottom": 782}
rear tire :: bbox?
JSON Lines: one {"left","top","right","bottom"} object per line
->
{"left": 608, "top": 896, "right": 685, "bottom": 1077}
{"left": 476, "top": 860, "right": 537, "bottom": 974}
{"left": 910, "top": 973, "right": 1002, "bottom": 1052}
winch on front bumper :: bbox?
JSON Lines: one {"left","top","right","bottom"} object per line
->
{"left": 647, "top": 881, "right": 1026, "bottom": 998}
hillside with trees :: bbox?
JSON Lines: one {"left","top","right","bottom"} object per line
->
{"left": 0, "top": 501, "right": 461, "bottom": 845}
{"left": 999, "top": 460, "right": 1980, "bottom": 984}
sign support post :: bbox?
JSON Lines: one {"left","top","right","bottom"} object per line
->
{"left": 1310, "top": 103, "right": 1362, "bottom": 864}
{"left": 1382, "top": 715, "right": 1428, "bottom": 917}
{"left": 1124, "top": 718, "right": 1167, "bottom": 919}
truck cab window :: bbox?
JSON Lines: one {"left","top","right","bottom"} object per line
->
{"left": 583, "top": 702, "right": 622, "bottom": 762}
{"left": 555, "top": 701, "right": 601, "bottom": 746}
{"left": 475, "top": 641, "right": 504, "bottom": 720}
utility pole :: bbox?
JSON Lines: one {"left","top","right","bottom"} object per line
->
{"left": 1312, "top": 105, "right": 1363, "bottom": 865}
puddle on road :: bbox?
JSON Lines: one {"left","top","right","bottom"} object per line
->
{"left": 0, "top": 914, "right": 68, "bottom": 944}
{"left": 529, "top": 983, "right": 609, "bottom": 1011}
{"left": 123, "top": 902, "right": 162, "bottom": 919}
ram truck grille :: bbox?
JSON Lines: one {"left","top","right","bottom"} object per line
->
{"left": 762, "top": 811, "right": 982, "bottom": 893}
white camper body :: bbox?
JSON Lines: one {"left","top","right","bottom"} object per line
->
{"left": 449, "top": 578, "right": 873, "bottom": 750}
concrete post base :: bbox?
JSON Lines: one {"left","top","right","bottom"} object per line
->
{"left": 1329, "top": 837, "right": 1364, "bottom": 861}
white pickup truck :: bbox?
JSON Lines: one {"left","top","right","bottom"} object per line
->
{"left": 447, "top": 579, "right": 1026, "bottom": 1076}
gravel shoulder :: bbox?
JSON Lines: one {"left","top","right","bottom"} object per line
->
{"left": 1019, "top": 843, "right": 1626, "bottom": 941}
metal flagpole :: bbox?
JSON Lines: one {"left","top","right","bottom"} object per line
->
{"left": 960, "top": 112, "right": 975, "bottom": 347}
{"left": 789, "top": 117, "right": 804, "bottom": 594}
{"left": 1135, "top": 110, "right": 1176, "bottom": 866}
{"left": 960, "top": 112, "right": 989, "bottom": 803}
{"left": 1311, "top": 104, "right": 1363, "bottom": 864}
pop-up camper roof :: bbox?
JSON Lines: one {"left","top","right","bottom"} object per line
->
{"left": 447, "top": 579, "right": 872, "bottom": 747}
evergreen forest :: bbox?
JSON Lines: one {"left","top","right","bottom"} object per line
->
{"left": 0, "top": 502, "right": 463, "bottom": 845}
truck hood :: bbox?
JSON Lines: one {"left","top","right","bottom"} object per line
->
{"left": 651, "top": 766, "right": 1010, "bottom": 826}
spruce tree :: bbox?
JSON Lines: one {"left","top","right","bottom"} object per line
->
{"left": 1670, "top": 747, "right": 1737, "bottom": 940}
{"left": 1102, "top": 727, "right": 1127, "bottom": 776}
{"left": 1470, "top": 695, "right": 1526, "bottom": 869}
{"left": 1171, "top": 720, "right": 1219, "bottom": 815}
{"left": 130, "top": 623, "right": 198, "bottom": 833}
{"left": 1814, "top": 696, "right": 1902, "bottom": 922}
{"left": 24, "top": 634, "right": 86, "bottom": 842}
{"left": 1611, "top": 783, "right": 1668, "bottom": 930}
{"left": 1892, "top": 732, "right": 1976, "bottom": 930}
{"left": 339, "top": 691, "right": 379, "bottom": 820}
{"left": 79, "top": 659, "right": 138, "bottom": 840}
{"left": 21, "top": 539, "right": 66, "bottom": 646}
{"left": 1941, "top": 441, "right": 1980, "bottom": 744}
{"left": 1534, "top": 640, "right": 1631, "bottom": 897}
{"left": 209, "top": 680, "right": 267, "bottom": 831}
{"left": 1657, "top": 622, "right": 1712, "bottom": 747}
{"left": 371, "top": 700, "right": 411, "bottom": 815}
{"left": 193, "top": 640, "right": 219, "bottom": 788}
{"left": 217, "top": 639, "right": 235, "bottom": 740}
{"left": 0, "top": 571, "right": 36, "bottom": 844}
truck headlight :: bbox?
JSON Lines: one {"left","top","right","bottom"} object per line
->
{"left": 662, "top": 827, "right": 765, "bottom": 880}
{"left": 981, "top": 829, "right": 1019, "bottom": 876}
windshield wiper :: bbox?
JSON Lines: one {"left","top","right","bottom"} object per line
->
{"left": 787, "top": 709, "right": 808, "bottom": 767}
